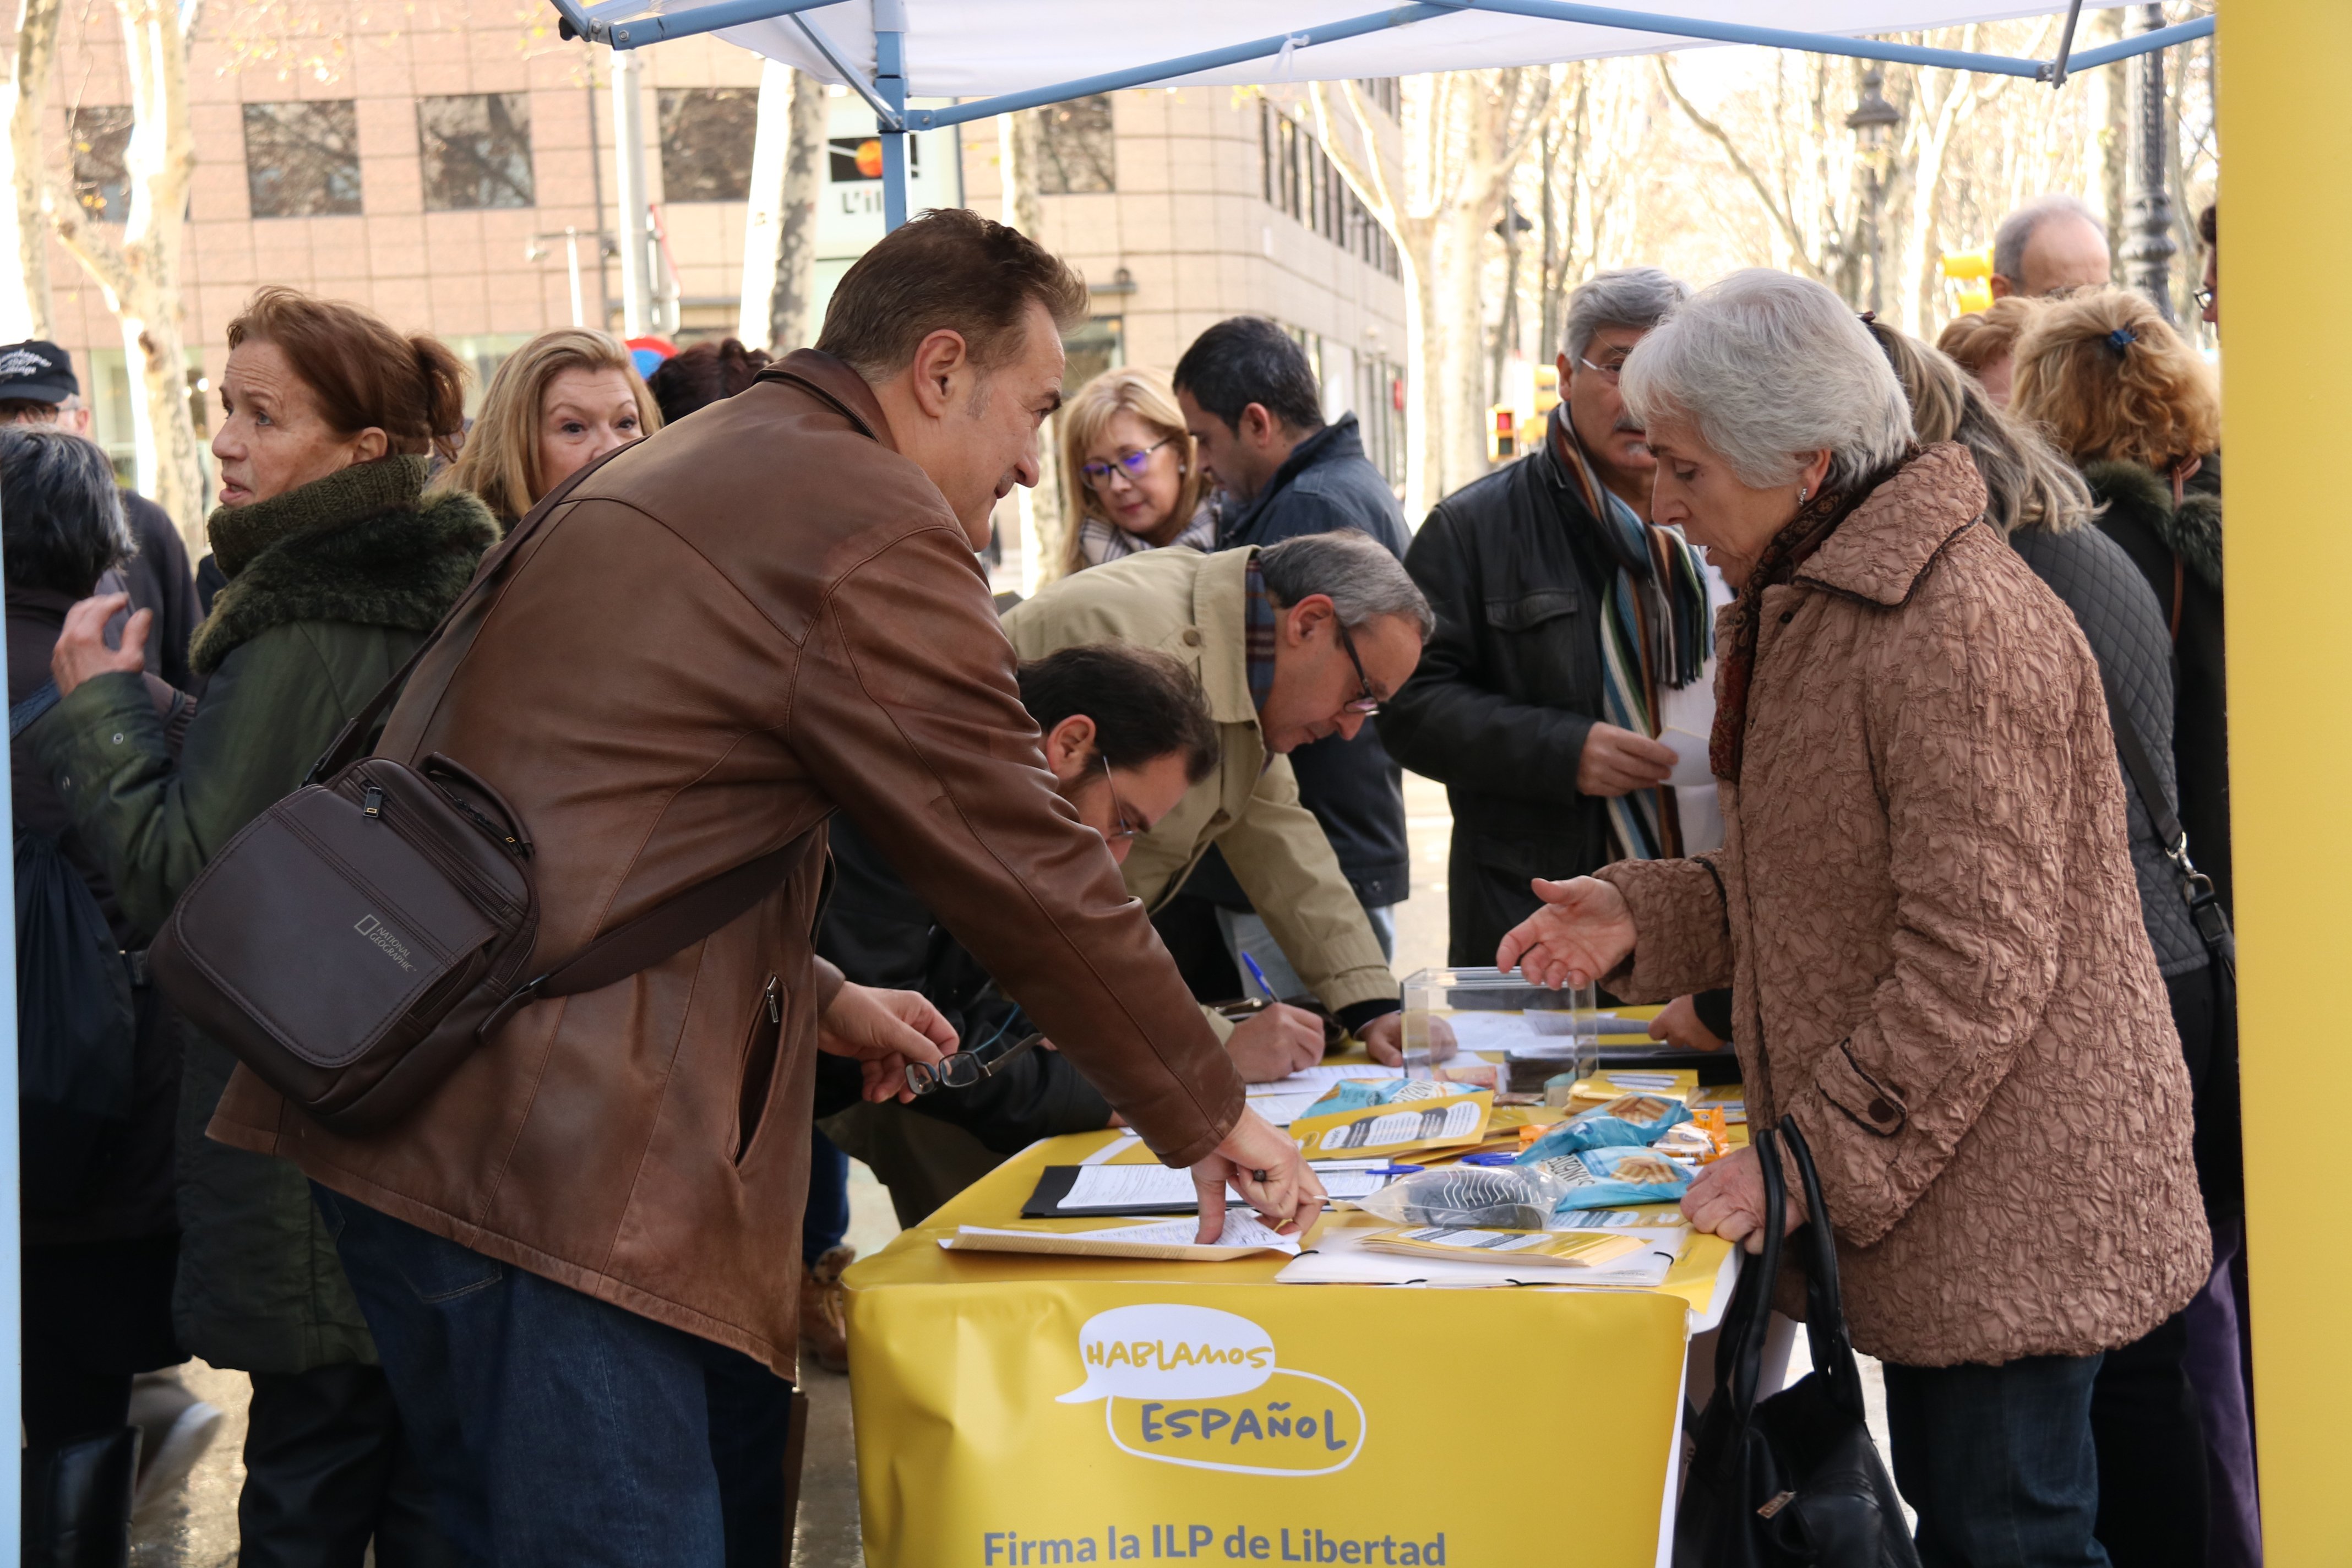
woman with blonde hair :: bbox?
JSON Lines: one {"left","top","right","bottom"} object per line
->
{"left": 434, "top": 328, "right": 662, "bottom": 526}
{"left": 1935, "top": 295, "right": 2043, "bottom": 406}
{"left": 1057, "top": 366, "right": 1213, "bottom": 576}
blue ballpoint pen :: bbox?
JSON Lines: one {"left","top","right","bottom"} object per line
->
{"left": 1239, "top": 950, "right": 1277, "bottom": 1001}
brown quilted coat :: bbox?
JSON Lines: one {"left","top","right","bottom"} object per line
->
{"left": 1598, "top": 444, "right": 2208, "bottom": 1367}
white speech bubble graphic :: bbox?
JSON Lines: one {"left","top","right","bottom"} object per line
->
{"left": 1056, "top": 1304, "right": 1276, "bottom": 1404}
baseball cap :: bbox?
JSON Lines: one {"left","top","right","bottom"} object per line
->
{"left": 0, "top": 340, "right": 79, "bottom": 404}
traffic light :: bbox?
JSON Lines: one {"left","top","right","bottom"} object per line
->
{"left": 1488, "top": 406, "right": 1517, "bottom": 464}
{"left": 1940, "top": 247, "right": 1994, "bottom": 315}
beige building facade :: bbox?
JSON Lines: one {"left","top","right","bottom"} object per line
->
{"left": 20, "top": 0, "right": 1409, "bottom": 519}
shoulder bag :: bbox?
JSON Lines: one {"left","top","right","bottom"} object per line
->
{"left": 1674, "top": 1120, "right": 1920, "bottom": 1568}
{"left": 2105, "top": 694, "right": 2235, "bottom": 982}
{"left": 146, "top": 457, "right": 801, "bottom": 1136}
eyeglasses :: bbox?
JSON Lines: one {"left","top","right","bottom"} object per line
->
{"left": 1098, "top": 753, "right": 1140, "bottom": 842}
{"left": 905, "top": 1023, "right": 1047, "bottom": 1097}
{"left": 2193, "top": 286, "right": 2215, "bottom": 312}
{"left": 1079, "top": 438, "right": 1173, "bottom": 491}
{"left": 1576, "top": 354, "right": 1630, "bottom": 384}
{"left": 1334, "top": 619, "right": 1381, "bottom": 715}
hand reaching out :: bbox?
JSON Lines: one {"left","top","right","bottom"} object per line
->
{"left": 1192, "top": 1106, "right": 1326, "bottom": 1243}
{"left": 1495, "top": 876, "right": 1637, "bottom": 990}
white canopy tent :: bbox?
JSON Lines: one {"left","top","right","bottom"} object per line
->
{"left": 547, "top": 0, "right": 2210, "bottom": 225}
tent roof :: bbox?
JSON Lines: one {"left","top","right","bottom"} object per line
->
{"left": 562, "top": 0, "right": 2192, "bottom": 112}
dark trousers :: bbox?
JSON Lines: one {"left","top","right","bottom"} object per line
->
{"left": 803, "top": 1128, "right": 851, "bottom": 1266}
{"left": 2089, "top": 1313, "right": 2207, "bottom": 1566}
{"left": 2186, "top": 1216, "right": 2262, "bottom": 1567}
{"left": 1882, "top": 1352, "right": 2110, "bottom": 1568}
{"left": 315, "top": 1186, "right": 794, "bottom": 1568}
{"left": 239, "top": 1363, "right": 450, "bottom": 1568}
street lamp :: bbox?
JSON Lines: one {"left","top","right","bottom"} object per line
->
{"left": 1845, "top": 68, "right": 1901, "bottom": 315}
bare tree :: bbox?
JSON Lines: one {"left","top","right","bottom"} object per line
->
{"left": 738, "top": 60, "right": 824, "bottom": 351}
{"left": 42, "top": 0, "right": 204, "bottom": 546}
{"left": 1314, "top": 69, "right": 1553, "bottom": 514}
{"left": 1, "top": 0, "right": 61, "bottom": 339}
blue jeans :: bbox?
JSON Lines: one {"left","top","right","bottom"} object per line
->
{"left": 313, "top": 1186, "right": 794, "bottom": 1568}
{"left": 1882, "top": 1352, "right": 2111, "bottom": 1568}
{"left": 804, "top": 1127, "right": 851, "bottom": 1265}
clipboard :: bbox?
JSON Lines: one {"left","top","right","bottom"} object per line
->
{"left": 1020, "top": 1165, "right": 1201, "bottom": 1218}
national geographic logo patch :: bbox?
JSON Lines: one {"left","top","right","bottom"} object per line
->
{"left": 353, "top": 913, "right": 416, "bottom": 973}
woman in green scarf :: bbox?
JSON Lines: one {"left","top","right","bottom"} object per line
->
{"left": 36, "top": 287, "right": 497, "bottom": 1563}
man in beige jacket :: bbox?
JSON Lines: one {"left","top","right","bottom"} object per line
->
{"left": 1004, "top": 531, "right": 1430, "bottom": 1066}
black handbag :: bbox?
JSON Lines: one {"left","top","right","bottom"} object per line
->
{"left": 1674, "top": 1121, "right": 1920, "bottom": 1568}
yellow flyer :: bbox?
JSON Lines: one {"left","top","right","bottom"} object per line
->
{"left": 1289, "top": 1088, "right": 1493, "bottom": 1160}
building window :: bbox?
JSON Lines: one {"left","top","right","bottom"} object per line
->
{"left": 243, "top": 100, "right": 362, "bottom": 217}
{"left": 1262, "top": 100, "right": 1400, "bottom": 281}
{"left": 69, "top": 106, "right": 132, "bottom": 222}
{"left": 1037, "top": 95, "right": 1114, "bottom": 194}
{"left": 657, "top": 88, "right": 757, "bottom": 203}
{"left": 418, "top": 93, "right": 534, "bottom": 211}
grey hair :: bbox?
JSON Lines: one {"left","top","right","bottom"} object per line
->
{"left": 1257, "top": 531, "right": 1433, "bottom": 640}
{"left": 0, "top": 424, "right": 132, "bottom": 596}
{"left": 1864, "top": 318, "right": 2092, "bottom": 536}
{"left": 1561, "top": 267, "right": 1690, "bottom": 365}
{"left": 1619, "top": 268, "right": 1914, "bottom": 493}
{"left": 1992, "top": 194, "right": 2108, "bottom": 287}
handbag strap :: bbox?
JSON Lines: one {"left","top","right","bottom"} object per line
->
{"left": 2102, "top": 677, "right": 2236, "bottom": 979}
{"left": 10, "top": 680, "right": 61, "bottom": 740}
{"left": 1778, "top": 1119, "right": 1869, "bottom": 1424}
{"left": 473, "top": 832, "right": 812, "bottom": 1043}
{"left": 304, "top": 451, "right": 623, "bottom": 786}
{"left": 1712, "top": 1123, "right": 1786, "bottom": 1426}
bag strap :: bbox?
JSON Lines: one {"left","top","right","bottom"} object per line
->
{"left": 473, "top": 834, "right": 809, "bottom": 1042}
{"left": 10, "top": 681, "right": 61, "bottom": 740}
{"left": 304, "top": 452, "right": 623, "bottom": 786}
{"left": 2102, "top": 677, "right": 2236, "bottom": 980}
{"left": 1778, "top": 1120, "right": 1870, "bottom": 1424}
{"left": 1712, "top": 1123, "right": 1786, "bottom": 1427}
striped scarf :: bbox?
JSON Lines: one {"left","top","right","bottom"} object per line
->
{"left": 1554, "top": 420, "right": 1711, "bottom": 861}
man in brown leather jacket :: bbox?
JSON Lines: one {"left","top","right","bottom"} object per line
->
{"left": 210, "top": 209, "right": 1320, "bottom": 1565}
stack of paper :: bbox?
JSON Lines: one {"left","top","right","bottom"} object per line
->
{"left": 940, "top": 1215, "right": 1302, "bottom": 1261}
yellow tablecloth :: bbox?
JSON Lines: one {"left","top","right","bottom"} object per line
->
{"left": 844, "top": 1080, "right": 1733, "bottom": 1568}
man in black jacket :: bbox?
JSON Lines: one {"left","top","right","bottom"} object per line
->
{"left": 815, "top": 645, "right": 1225, "bottom": 1227}
{"left": 1167, "top": 317, "right": 1410, "bottom": 1000}
{"left": 1381, "top": 271, "right": 1725, "bottom": 1028}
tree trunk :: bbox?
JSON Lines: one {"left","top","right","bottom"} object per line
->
{"left": 48, "top": 0, "right": 205, "bottom": 548}
{"left": 1, "top": 0, "right": 61, "bottom": 341}
{"left": 738, "top": 62, "right": 824, "bottom": 351}
{"left": 999, "top": 110, "right": 1063, "bottom": 590}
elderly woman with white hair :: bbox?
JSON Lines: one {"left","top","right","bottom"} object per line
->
{"left": 1495, "top": 270, "right": 2206, "bottom": 1566}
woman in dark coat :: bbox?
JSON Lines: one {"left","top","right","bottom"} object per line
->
{"left": 2011, "top": 288, "right": 2253, "bottom": 1568}
{"left": 31, "top": 288, "right": 498, "bottom": 1566}
{"left": 4, "top": 424, "right": 191, "bottom": 1555}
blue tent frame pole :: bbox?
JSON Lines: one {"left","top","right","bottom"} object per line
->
{"left": 559, "top": 0, "right": 2218, "bottom": 110}
{"left": 876, "top": 0, "right": 909, "bottom": 230}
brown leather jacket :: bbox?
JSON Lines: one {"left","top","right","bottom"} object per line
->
{"left": 211, "top": 351, "right": 1245, "bottom": 1373}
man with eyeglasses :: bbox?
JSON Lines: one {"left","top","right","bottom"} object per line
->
{"left": 1381, "top": 268, "right": 1735, "bottom": 1053}
{"left": 1004, "top": 531, "right": 1430, "bottom": 1072}
{"left": 812, "top": 645, "right": 1224, "bottom": 1232}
